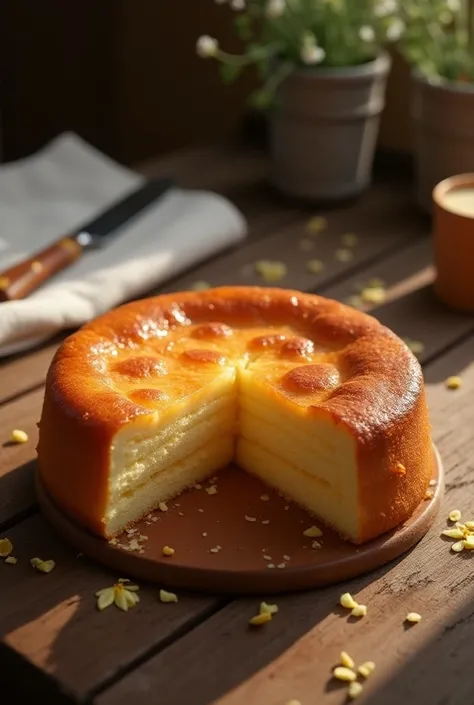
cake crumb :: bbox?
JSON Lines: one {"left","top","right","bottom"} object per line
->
{"left": 31, "top": 558, "right": 55, "bottom": 573}
{"left": 429, "top": 479, "right": 437, "bottom": 487}
{"left": 162, "top": 546, "right": 175, "bottom": 557}
{"left": 126, "top": 528, "right": 138, "bottom": 535}
{"left": 260, "top": 494, "right": 270, "bottom": 501}
{"left": 206, "top": 485, "right": 218, "bottom": 495}
{"left": 347, "top": 681, "right": 363, "bottom": 699}
{"left": 277, "top": 562, "right": 286, "bottom": 569}
{"left": 351, "top": 604, "right": 367, "bottom": 618}
{"left": 198, "top": 508, "right": 204, "bottom": 513}
{"left": 424, "top": 490, "right": 434, "bottom": 500}
{"left": 267, "top": 564, "right": 275, "bottom": 569}
{"left": 151, "top": 516, "right": 159, "bottom": 522}
{"left": 284, "top": 505, "right": 290, "bottom": 511}
{"left": 446, "top": 376, "right": 462, "bottom": 390}
{"left": 303, "top": 525, "right": 323, "bottom": 538}
{"left": 160, "top": 589, "right": 178, "bottom": 603}
{"left": 405, "top": 612, "right": 422, "bottom": 624}
{"left": 312, "top": 540, "right": 322, "bottom": 549}
{"left": 263, "top": 555, "right": 272, "bottom": 561}
{"left": 333, "top": 666, "right": 356, "bottom": 682}
{"left": 358, "top": 661, "right": 375, "bottom": 679}
{"left": 194, "top": 483, "right": 202, "bottom": 490}
{"left": 245, "top": 515, "right": 257, "bottom": 522}
{"left": 139, "top": 535, "right": 148, "bottom": 541}
{"left": 260, "top": 601, "right": 279, "bottom": 615}
{"left": 209, "top": 547, "right": 220, "bottom": 554}
{"left": 449, "top": 509, "right": 462, "bottom": 522}
{"left": 11, "top": 429, "right": 28, "bottom": 444}
{"left": 335, "top": 248, "right": 354, "bottom": 263}
{"left": 158, "top": 502, "right": 168, "bottom": 512}
{"left": 4, "top": 555, "right": 17, "bottom": 564}
{"left": 202, "top": 532, "right": 208, "bottom": 537}
{"left": 261, "top": 519, "right": 270, "bottom": 525}
{"left": 249, "top": 612, "right": 272, "bottom": 626}
{"left": 340, "top": 651, "right": 355, "bottom": 669}
{"left": 283, "top": 554, "right": 290, "bottom": 561}
{"left": 393, "top": 462, "right": 406, "bottom": 476}
{"left": 0, "top": 538, "right": 13, "bottom": 557}
{"left": 127, "top": 539, "right": 141, "bottom": 552}
{"left": 340, "top": 593, "right": 357, "bottom": 609}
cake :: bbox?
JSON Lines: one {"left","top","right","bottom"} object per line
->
{"left": 37, "top": 286, "right": 433, "bottom": 543}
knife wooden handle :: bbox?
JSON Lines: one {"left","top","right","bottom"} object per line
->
{"left": 0, "top": 236, "right": 82, "bottom": 302}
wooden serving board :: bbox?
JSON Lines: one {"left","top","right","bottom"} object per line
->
{"left": 36, "top": 446, "right": 443, "bottom": 594}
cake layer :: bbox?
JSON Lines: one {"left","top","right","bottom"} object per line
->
{"left": 106, "top": 436, "right": 234, "bottom": 535}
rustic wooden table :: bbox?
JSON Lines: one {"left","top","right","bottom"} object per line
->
{"left": 1, "top": 143, "right": 474, "bottom": 705}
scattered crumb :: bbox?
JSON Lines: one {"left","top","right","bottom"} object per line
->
{"left": 267, "top": 564, "right": 275, "bottom": 569}
{"left": 178, "top": 512, "right": 184, "bottom": 516}
{"left": 335, "top": 248, "right": 354, "bottom": 263}
{"left": 126, "top": 528, "right": 138, "bottom": 535}
{"left": 127, "top": 539, "right": 141, "bottom": 552}
{"left": 0, "top": 538, "right": 13, "bottom": 557}
{"left": 347, "top": 681, "right": 363, "bottom": 699}
{"left": 245, "top": 515, "right": 257, "bottom": 522}
{"left": 30, "top": 557, "right": 56, "bottom": 573}
{"left": 277, "top": 562, "right": 286, "bottom": 569}
{"left": 260, "top": 494, "right": 270, "bottom": 502}
{"left": 260, "top": 601, "right": 279, "bottom": 615}
{"left": 5, "top": 556, "right": 17, "bottom": 564}
{"left": 151, "top": 516, "right": 159, "bottom": 522}
{"left": 358, "top": 661, "right": 375, "bottom": 679}
{"left": 393, "top": 462, "right": 406, "bottom": 476}
{"left": 429, "top": 479, "right": 437, "bottom": 487}
{"left": 158, "top": 502, "right": 168, "bottom": 512}
{"left": 284, "top": 505, "right": 290, "bottom": 511}
{"left": 263, "top": 555, "right": 272, "bottom": 561}
{"left": 360, "top": 286, "right": 386, "bottom": 305}
{"left": 194, "top": 483, "right": 202, "bottom": 490}
{"left": 449, "top": 509, "right": 462, "bottom": 522}
{"left": 202, "top": 532, "right": 208, "bottom": 537}
{"left": 11, "top": 429, "right": 29, "bottom": 444}
{"left": 340, "top": 593, "right": 358, "bottom": 609}
{"left": 341, "top": 233, "right": 359, "bottom": 247}
{"left": 209, "top": 547, "right": 220, "bottom": 554}
{"left": 261, "top": 520, "right": 270, "bottom": 525}
{"left": 254, "top": 260, "right": 288, "bottom": 284}
{"left": 139, "top": 535, "right": 148, "bottom": 541}
{"left": 424, "top": 490, "right": 434, "bottom": 500}
{"left": 160, "top": 589, "right": 178, "bottom": 603}
{"left": 405, "top": 612, "right": 422, "bottom": 624}
{"left": 249, "top": 612, "right": 272, "bottom": 626}
{"left": 190, "top": 281, "right": 211, "bottom": 291}
{"left": 351, "top": 604, "right": 367, "bottom": 618}
{"left": 198, "top": 508, "right": 204, "bottom": 513}
{"left": 109, "top": 538, "right": 119, "bottom": 545}
{"left": 306, "top": 216, "right": 327, "bottom": 234}
{"left": 340, "top": 651, "right": 355, "bottom": 669}
{"left": 285, "top": 701, "right": 302, "bottom": 705}
{"left": 162, "top": 546, "right": 175, "bottom": 557}
{"left": 306, "top": 259, "right": 325, "bottom": 274}
{"left": 333, "top": 666, "right": 357, "bottom": 682}
{"left": 206, "top": 485, "right": 218, "bottom": 495}
{"left": 303, "top": 525, "right": 323, "bottom": 538}
{"left": 446, "top": 376, "right": 462, "bottom": 390}
{"left": 283, "top": 554, "right": 290, "bottom": 561}
{"left": 312, "top": 540, "right": 322, "bottom": 549}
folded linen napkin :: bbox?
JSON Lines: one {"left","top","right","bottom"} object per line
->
{"left": 0, "top": 133, "right": 247, "bottom": 357}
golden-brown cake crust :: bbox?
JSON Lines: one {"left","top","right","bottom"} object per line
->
{"left": 37, "top": 286, "right": 433, "bottom": 541}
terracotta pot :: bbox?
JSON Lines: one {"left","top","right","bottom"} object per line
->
{"left": 433, "top": 173, "right": 474, "bottom": 312}
{"left": 413, "top": 73, "right": 474, "bottom": 213}
{"left": 269, "top": 53, "right": 391, "bottom": 202}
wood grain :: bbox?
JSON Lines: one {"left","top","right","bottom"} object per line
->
{"left": 96, "top": 336, "right": 474, "bottom": 705}
{"left": 0, "top": 515, "right": 221, "bottom": 700}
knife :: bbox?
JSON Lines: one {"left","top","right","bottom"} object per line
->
{"left": 0, "top": 177, "right": 173, "bottom": 302}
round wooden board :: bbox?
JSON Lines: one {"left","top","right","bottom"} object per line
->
{"left": 37, "top": 445, "right": 443, "bottom": 595}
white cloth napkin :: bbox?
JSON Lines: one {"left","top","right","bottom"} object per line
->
{"left": 0, "top": 133, "right": 247, "bottom": 356}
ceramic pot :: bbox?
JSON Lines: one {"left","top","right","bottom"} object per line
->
{"left": 413, "top": 73, "right": 474, "bottom": 213}
{"left": 270, "top": 53, "right": 391, "bottom": 202}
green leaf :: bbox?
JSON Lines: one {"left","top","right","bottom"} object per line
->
{"left": 234, "top": 14, "right": 253, "bottom": 42}
{"left": 219, "top": 63, "right": 244, "bottom": 84}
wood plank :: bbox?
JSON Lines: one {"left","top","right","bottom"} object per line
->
{"left": 0, "top": 387, "right": 44, "bottom": 528}
{"left": 0, "top": 515, "right": 221, "bottom": 701}
{"left": 96, "top": 335, "right": 474, "bottom": 705}
{"left": 0, "top": 340, "right": 59, "bottom": 406}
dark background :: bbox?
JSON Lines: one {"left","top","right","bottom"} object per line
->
{"left": 0, "top": 0, "right": 413, "bottom": 165}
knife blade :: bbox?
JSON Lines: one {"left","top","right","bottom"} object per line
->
{"left": 0, "top": 177, "right": 173, "bottom": 302}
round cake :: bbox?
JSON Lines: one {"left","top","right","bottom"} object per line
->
{"left": 37, "top": 286, "right": 433, "bottom": 543}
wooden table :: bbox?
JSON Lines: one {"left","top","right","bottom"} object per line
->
{"left": 1, "top": 143, "right": 474, "bottom": 705}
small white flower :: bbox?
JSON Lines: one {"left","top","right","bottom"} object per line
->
{"left": 266, "top": 0, "right": 285, "bottom": 18}
{"left": 446, "top": 0, "right": 461, "bottom": 11}
{"left": 386, "top": 18, "right": 405, "bottom": 41}
{"left": 359, "top": 25, "right": 375, "bottom": 42}
{"left": 231, "top": 0, "right": 245, "bottom": 8}
{"left": 373, "top": 0, "right": 397, "bottom": 17}
{"left": 196, "top": 35, "right": 219, "bottom": 59}
{"left": 301, "top": 44, "right": 326, "bottom": 65}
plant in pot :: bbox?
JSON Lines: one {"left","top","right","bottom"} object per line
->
{"left": 398, "top": 0, "right": 474, "bottom": 212}
{"left": 196, "top": 0, "right": 403, "bottom": 202}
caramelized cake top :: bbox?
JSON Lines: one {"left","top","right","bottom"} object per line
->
{"left": 45, "top": 286, "right": 424, "bottom": 443}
